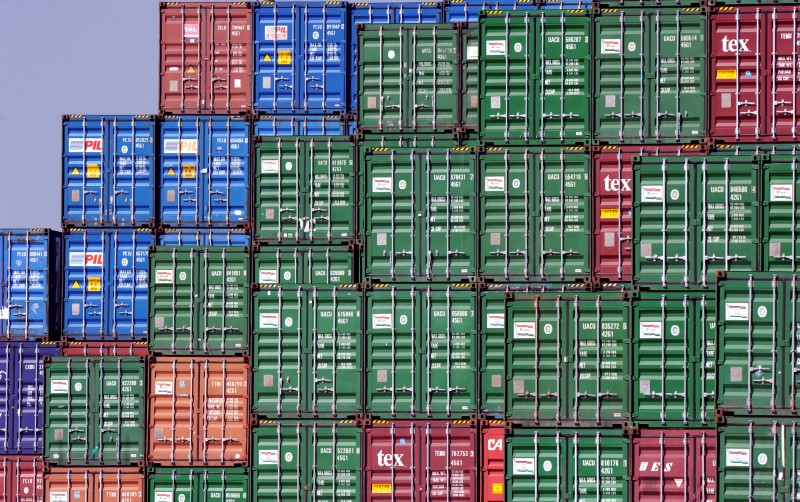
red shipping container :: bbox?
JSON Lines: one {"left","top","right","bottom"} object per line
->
{"left": 631, "top": 429, "right": 716, "bottom": 502}
{"left": 148, "top": 357, "right": 249, "bottom": 466}
{"left": 710, "top": 6, "right": 800, "bottom": 142}
{"left": 0, "top": 456, "right": 42, "bottom": 502}
{"left": 364, "top": 419, "right": 477, "bottom": 501}
{"left": 480, "top": 421, "right": 505, "bottom": 502}
{"left": 60, "top": 341, "right": 149, "bottom": 357}
{"left": 592, "top": 144, "right": 706, "bottom": 283}
{"left": 45, "top": 467, "right": 143, "bottom": 502}
{"left": 160, "top": 2, "right": 253, "bottom": 115}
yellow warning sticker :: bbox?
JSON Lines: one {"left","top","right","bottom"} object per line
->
{"left": 167, "top": 168, "right": 176, "bottom": 176}
{"left": 263, "top": 53, "right": 272, "bottom": 62}
{"left": 716, "top": 69, "right": 737, "bottom": 80}
{"left": 71, "top": 281, "right": 80, "bottom": 289}
{"left": 492, "top": 483, "right": 503, "bottom": 494}
{"left": 187, "top": 66, "right": 196, "bottom": 74}
{"left": 278, "top": 50, "right": 291, "bottom": 65}
{"left": 600, "top": 208, "right": 620, "bottom": 219}
{"left": 71, "top": 168, "right": 80, "bottom": 175}
{"left": 87, "top": 277, "right": 101, "bottom": 293}
{"left": 87, "top": 164, "right": 100, "bottom": 179}
{"left": 371, "top": 484, "right": 392, "bottom": 494}
{"left": 182, "top": 164, "right": 196, "bottom": 179}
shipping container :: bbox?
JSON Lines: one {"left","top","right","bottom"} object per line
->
{"left": 460, "top": 23, "right": 480, "bottom": 132}
{"left": 252, "top": 420, "right": 362, "bottom": 500}
{"left": 594, "top": 8, "right": 707, "bottom": 144}
{"left": 364, "top": 419, "right": 476, "bottom": 501}
{"left": 45, "top": 467, "right": 143, "bottom": 502}
{"left": 159, "top": 2, "right": 252, "bottom": 115}
{"left": 597, "top": 0, "right": 703, "bottom": 6}
{"left": 158, "top": 228, "right": 250, "bottom": 247}
{"left": 253, "top": 246, "right": 357, "bottom": 286}
{"left": 365, "top": 285, "right": 477, "bottom": 418}
{"left": 62, "top": 229, "right": 153, "bottom": 340}
{"left": 255, "top": 115, "right": 353, "bottom": 136}
{"left": 479, "top": 10, "right": 592, "bottom": 144}
{"left": 481, "top": 424, "right": 629, "bottom": 501}
{"left": 358, "top": 23, "right": 461, "bottom": 133}
{"left": 631, "top": 429, "right": 716, "bottom": 502}
{"left": 148, "top": 357, "right": 249, "bottom": 466}
{"left": 254, "top": 2, "right": 348, "bottom": 113}
{"left": 710, "top": 6, "right": 800, "bottom": 142}
{"left": 0, "top": 229, "right": 61, "bottom": 340}
{"left": 62, "top": 115, "right": 156, "bottom": 227}
{"left": 358, "top": 135, "right": 462, "bottom": 150}
{"left": 0, "top": 456, "right": 42, "bottom": 502}
{"left": 60, "top": 341, "right": 149, "bottom": 357}
{"left": 443, "top": 0, "right": 538, "bottom": 23}
{"left": 148, "top": 468, "right": 248, "bottom": 501}
{"left": 478, "top": 147, "right": 591, "bottom": 282}
{"left": 0, "top": 342, "right": 59, "bottom": 455}
{"left": 252, "top": 286, "right": 362, "bottom": 418}
{"left": 592, "top": 144, "right": 706, "bottom": 283}
{"left": 361, "top": 147, "right": 477, "bottom": 282}
{"left": 630, "top": 292, "right": 716, "bottom": 426}
{"left": 762, "top": 153, "right": 800, "bottom": 273}
{"left": 159, "top": 116, "right": 250, "bottom": 227}
{"left": 44, "top": 356, "right": 145, "bottom": 466}
{"left": 254, "top": 136, "right": 356, "bottom": 244}
{"left": 149, "top": 247, "right": 249, "bottom": 355}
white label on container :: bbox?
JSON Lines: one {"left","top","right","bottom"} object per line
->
{"left": 260, "top": 313, "right": 280, "bottom": 329}
{"left": 184, "top": 23, "right": 199, "bottom": 39}
{"left": 601, "top": 39, "right": 621, "bottom": 54}
{"left": 155, "top": 270, "right": 174, "bottom": 284}
{"left": 512, "top": 458, "right": 537, "bottom": 475}
{"left": 641, "top": 186, "right": 664, "bottom": 203}
{"left": 260, "top": 449, "right": 279, "bottom": 465}
{"left": 467, "top": 43, "right": 479, "bottom": 60}
{"left": 234, "top": 79, "right": 241, "bottom": 89}
{"left": 260, "top": 270, "right": 278, "bottom": 284}
{"left": 155, "top": 381, "right": 174, "bottom": 395}
{"left": 49, "top": 492, "right": 68, "bottom": 502}
{"left": 491, "top": 96, "right": 501, "bottom": 109}
{"left": 485, "top": 176, "right": 505, "bottom": 192}
{"left": 771, "top": 184, "right": 793, "bottom": 201}
{"left": 486, "top": 40, "right": 506, "bottom": 56}
{"left": 68, "top": 138, "right": 103, "bottom": 153}
{"left": 0, "top": 307, "right": 7, "bottom": 320}
{"left": 51, "top": 380, "right": 69, "bottom": 394}
{"left": 154, "top": 493, "right": 174, "bottom": 502}
{"left": 725, "top": 303, "right": 750, "bottom": 321}
{"left": 513, "top": 322, "right": 536, "bottom": 339}
{"left": 726, "top": 448, "right": 750, "bottom": 467}
{"left": 639, "top": 321, "right": 662, "bottom": 339}
{"left": 487, "top": 313, "right": 505, "bottom": 329}
{"left": 261, "top": 159, "right": 280, "bottom": 174}
{"left": 372, "top": 177, "right": 392, "bottom": 193}
{"left": 372, "top": 314, "right": 393, "bottom": 330}
{"left": 264, "top": 26, "right": 289, "bottom": 41}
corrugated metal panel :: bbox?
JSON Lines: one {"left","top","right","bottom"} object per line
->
{"left": 60, "top": 341, "right": 149, "bottom": 357}
{"left": 157, "top": 228, "right": 250, "bottom": 247}
{"left": 253, "top": 247, "right": 357, "bottom": 286}
{"left": 148, "top": 468, "right": 249, "bottom": 501}
{"left": 443, "top": 0, "right": 538, "bottom": 23}
{"left": 255, "top": 115, "right": 352, "bottom": 136}
{"left": 762, "top": 153, "right": 800, "bottom": 273}
{"left": 45, "top": 467, "right": 144, "bottom": 502}
{"left": 0, "top": 456, "right": 43, "bottom": 502}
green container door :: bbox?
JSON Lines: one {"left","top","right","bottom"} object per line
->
{"left": 254, "top": 137, "right": 356, "bottom": 244}
{"left": 359, "top": 25, "right": 460, "bottom": 133}
{"left": 762, "top": 154, "right": 800, "bottom": 273}
{"left": 479, "top": 288, "right": 510, "bottom": 418}
{"left": 594, "top": 9, "right": 706, "bottom": 143}
{"left": 506, "top": 429, "right": 629, "bottom": 500}
{"left": 362, "top": 148, "right": 477, "bottom": 282}
{"left": 252, "top": 421, "right": 362, "bottom": 501}
{"left": 253, "top": 247, "right": 357, "bottom": 286}
{"left": 461, "top": 25, "right": 480, "bottom": 131}
{"left": 149, "top": 468, "right": 249, "bottom": 502}
{"left": 45, "top": 357, "right": 145, "bottom": 465}
{"left": 252, "top": 287, "right": 362, "bottom": 418}
{"left": 631, "top": 292, "right": 716, "bottom": 427}
{"left": 479, "top": 148, "right": 590, "bottom": 281}
{"left": 149, "top": 247, "right": 249, "bottom": 355}
{"left": 365, "top": 285, "right": 477, "bottom": 418}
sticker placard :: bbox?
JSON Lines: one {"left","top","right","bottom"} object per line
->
{"left": 600, "top": 208, "right": 620, "bottom": 219}
{"left": 513, "top": 322, "right": 536, "bottom": 339}
{"left": 639, "top": 321, "right": 662, "bottom": 339}
{"left": 51, "top": 380, "right": 69, "bottom": 394}
{"left": 716, "top": 69, "right": 737, "bottom": 80}
{"left": 87, "top": 277, "right": 101, "bottom": 293}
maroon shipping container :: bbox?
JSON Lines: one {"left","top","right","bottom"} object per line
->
{"left": 631, "top": 429, "right": 716, "bottom": 502}
{"left": 480, "top": 421, "right": 505, "bottom": 502}
{"left": 0, "top": 456, "right": 42, "bottom": 502}
{"left": 148, "top": 357, "right": 249, "bottom": 466}
{"left": 364, "top": 420, "right": 477, "bottom": 501}
{"left": 710, "top": 6, "right": 800, "bottom": 142}
{"left": 160, "top": 2, "right": 253, "bottom": 115}
{"left": 592, "top": 144, "right": 707, "bottom": 283}
{"left": 44, "top": 467, "right": 143, "bottom": 502}
{"left": 60, "top": 341, "right": 149, "bottom": 357}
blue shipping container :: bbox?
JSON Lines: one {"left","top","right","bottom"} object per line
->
{"left": 254, "top": 115, "right": 353, "bottom": 136}
{"left": 254, "top": 2, "right": 348, "bottom": 114}
{"left": 0, "top": 342, "right": 60, "bottom": 454}
{"left": 158, "top": 228, "right": 251, "bottom": 247}
{"left": 62, "top": 115, "right": 156, "bottom": 227}
{"left": 159, "top": 116, "right": 250, "bottom": 227}
{"left": 62, "top": 229, "right": 154, "bottom": 340}
{"left": 0, "top": 229, "right": 61, "bottom": 340}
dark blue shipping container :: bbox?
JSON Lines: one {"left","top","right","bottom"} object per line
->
{"left": 254, "top": 2, "right": 348, "bottom": 114}
{"left": 62, "top": 115, "right": 156, "bottom": 227}
{"left": 62, "top": 229, "right": 154, "bottom": 340}
{"left": 0, "top": 229, "right": 62, "bottom": 340}
{"left": 254, "top": 115, "right": 354, "bottom": 136}
{"left": 159, "top": 116, "right": 250, "bottom": 227}
{"left": 443, "top": 0, "right": 538, "bottom": 22}
{"left": 158, "top": 228, "right": 251, "bottom": 247}
{"left": 0, "top": 342, "right": 60, "bottom": 454}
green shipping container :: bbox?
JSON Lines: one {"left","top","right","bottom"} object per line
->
{"left": 479, "top": 147, "right": 591, "bottom": 281}
{"left": 762, "top": 154, "right": 800, "bottom": 273}
{"left": 361, "top": 147, "right": 477, "bottom": 282}
{"left": 479, "top": 10, "right": 592, "bottom": 144}
{"left": 45, "top": 356, "right": 145, "bottom": 465}
{"left": 252, "top": 286, "right": 362, "bottom": 417}
{"left": 149, "top": 468, "right": 249, "bottom": 502}
{"left": 253, "top": 247, "right": 357, "bottom": 286}
{"left": 254, "top": 136, "right": 356, "bottom": 245}
{"left": 252, "top": 420, "right": 362, "bottom": 501}
{"left": 149, "top": 247, "right": 249, "bottom": 355}
{"left": 630, "top": 291, "right": 716, "bottom": 427}
{"left": 365, "top": 285, "right": 477, "bottom": 418}
{"left": 359, "top": 24, "right": 461, "bottom": 133}
{"left": 594, "top": 8, "right": 706, "bottom": 144}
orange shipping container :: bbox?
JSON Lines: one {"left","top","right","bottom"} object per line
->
{"left": 45, "top": 467, "right": 143, "bottom": 502}
{"left": 148, "top": 357, "right": 250, "bottom": 466}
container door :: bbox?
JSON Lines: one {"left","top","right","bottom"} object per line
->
{"left": 255, "top": 138, "right": 304, "bottom": 242}
{"left": 766, "top": 10, "right": 800, "bottom": 141}
{"left": 149, "top": 469, "right": 193, "bottom": 502}
{"left": 4, "top": 232, "right": 51, "bottom": 338}
{"left": 420, "top": 423, "right": 476, "bottom": 500}
{"left": 566, "top": 431, "right": 629, "bottom": 499}
{"left": 94, "top": 470, "right": 144, "bottom": 502}
{"left": 308, "top": 422, "right": 362, "bottom": 500}
{"left": 148, "top": 359, "right": 197, "bottom": 464}
{"left": 17, "top": 343, "right": 59, "bottom": 454}
{"left": 161, "top": 4, "right": 204, "bottom": 114}
{"left": 63, "top": 117, "right": 105, "bottom": 226}
{"left": 254, "top": 4, "right": 299, "bottom": 113}
{"left": 96, "top": 358, "right": 145, "bottom": 465}
{"left": 307, "top": 137, "right": 356, "bottom": 244}
{"left": 305, "top": 248, "right": 356, "bottom": 285}
{"left": 149, "top": 249, "right": 195, "bottom": 354}
{"left": 63, "top": 231, "right": 106, "bottom": 337}
{"left": 5, "top": 457, "right": 43, "bottom": 502}
{"left": 461, "top": 25, "right": 480, "bottom": 131}
{"left": 108, "top": 117, "right": 156, "bottom": 226}
{"left": 198, "top": 249, "right": 249, "bottom": 354}
{"left": 45, "top": 359, "right": 91, "bottom": 464}
{"left": 160, "top": 117, "right": 203, "bottom": 226}
{"left": 407, "top": 25, "right": 460, "bottom": 131}
{"left": 481, "top": 423, "right": 505, "bottom": 501}
{"left": 593, "top": 150, "right": 634, "bottom": 282}
{"left": 44, "top": 471, "right": 92, "bottom": 502}
{"left": 364, "top": 423, "right": 417, "bottom": 500}
{"left": 198, "top": 359, "right": 249, "bottom": 464}
{"left": 0, "top": 347, "right": 11, "bottom": 451}
{"left": 205, "top": 4, "right": 252, "bottom": 115}
{"left": 299, "top": 3, "right": 348, "bottom": 113}
{"left": 253, "top": 423, "right": 303, "bottom": 500}
{"left": 359, "top": 26, "right": 405, "bottom": 131}
{"left": 109, "top": 230, "right": 152, "bottom": 340}
{"left": 718, "top": 423, "right": 794, "bottom": 500}
{"left": 206, "top": 119, "right": 249, "bottom": 226}
{"left": 348, "top": 4, "right": 393, "bottom": 113}
{"left": 787, "top": 277, "right": 800, "bottom": 411}
{"left": 254, "top": 249, "right": 303, "bottom": 286}
{"left": 762, "top": 154, "right": 800, "bottom": 273}
{"left": 198, "top": 469, "right": 249, "bottom": 501}
{"left": 479, "top": 291, "right": 507, "bottom": 418}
